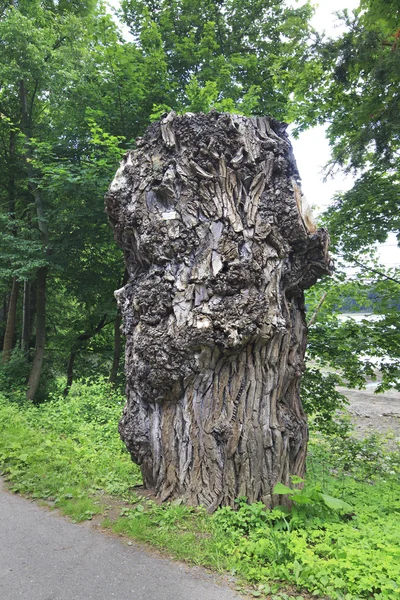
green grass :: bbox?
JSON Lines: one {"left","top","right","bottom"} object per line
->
{"left": 0, "top": 381, "right": 399, "bottom": 599}
{"left": 0, "top": 379, "right": 141, "bottom": 521}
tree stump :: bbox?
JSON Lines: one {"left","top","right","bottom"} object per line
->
{"left": 105, "top": 111, "right": 331, "bottom": 511}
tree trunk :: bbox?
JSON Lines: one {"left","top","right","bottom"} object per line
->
{"left": 105, "top": 112, "right": 332, "bottom": 510}
{"left": 63, "top": 349, "right": 77, "bottom": 397}
{"left": 2, "top": 277, "right": 20, "bottom": 363}
{"left": 109, "top": 269, "right": 128, "bottom": 385}
{"left": 62, "top": 314, "right": 109, "bottom": 397}
{"left": 2, "top": 128, "right": 19, "bottom": 363}
{"left": 20, "top": 79, "right": 51, "bottom": 401}
{"left": 21, "top": 280, "right": 31, "bottom": 354}
{"left": 26, "top": 267, "right": 47, "bottom": 401}
{"left": 109, "top": 311, "right": 123, "bottom": 385}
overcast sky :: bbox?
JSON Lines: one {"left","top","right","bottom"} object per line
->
{"left": 290, "top": 0, "right": 400, "bottom": 267}
{"left": 290, "top": 0, "right": 359, "bottom": 216}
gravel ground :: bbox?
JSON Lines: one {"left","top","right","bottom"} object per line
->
{"left": 338, "top": 384, "right": 400, "bottom": 442}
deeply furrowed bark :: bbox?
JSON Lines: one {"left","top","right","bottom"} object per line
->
{"left": 106, "top": 111, "right": 332, "bottom": 510}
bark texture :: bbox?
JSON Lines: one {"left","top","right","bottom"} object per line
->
{"left": 105, "top": 111, "right": 332, "bottom": 511}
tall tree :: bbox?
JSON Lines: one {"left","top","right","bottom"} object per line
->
{"left": 292, "top": 0, "right": 400, "bottom": 251}
{"left": 0, "top": 1, "right": 119, "bottom": 397}
{"left": 121, "top": 0, "right": 314, "bottom": 118}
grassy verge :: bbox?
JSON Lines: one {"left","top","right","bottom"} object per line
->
{"left": 0, "top": 381, "right": 399, "bottom": 599}
{"left": 0, "top": 380, "right": 141, "bottom": 520}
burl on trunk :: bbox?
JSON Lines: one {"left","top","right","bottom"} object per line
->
{"left": 105, "top": 111, "right": 331, "bottom": 511}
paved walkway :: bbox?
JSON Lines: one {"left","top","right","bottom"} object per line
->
{"left": 0, "top": 480, "right": 241, "bottom": 600}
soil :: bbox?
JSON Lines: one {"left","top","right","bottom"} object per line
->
{"left": 338, "top": 384, "right": 400, "bottom": 442}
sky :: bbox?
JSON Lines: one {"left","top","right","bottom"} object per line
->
{"left": 290, "top": 0, "right": 400, "bottom": 268}
{"left": 107, "top": 0, "right": 400, "bottom": 268}
{"left": 290, "top": 0, "right": 359, "bottom": 215}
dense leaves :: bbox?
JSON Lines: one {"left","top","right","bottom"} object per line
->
{"left": 121, "top": 0, "right": 314, "bottom": 117}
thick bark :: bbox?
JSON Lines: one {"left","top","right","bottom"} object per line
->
{"left": 2, "top": 278, "right": 20, "bottom": 363}
{"left": 106, "top": 112, "right": 332, "bottom": 510}
{"left": 26, "top": 266, "right": 47, "bottom": 400}
{"left": 109, "top": 311, "right": 123, "bottom": 385}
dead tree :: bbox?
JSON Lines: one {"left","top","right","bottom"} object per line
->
{"left": 105, "top": 111, "right": 332, "bottom": 511}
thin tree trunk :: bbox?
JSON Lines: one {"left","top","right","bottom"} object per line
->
{"left": 2, "top": 128, "right": 19, "bottom": 363}
{"left": 63, "top": 349, "right": 77, "bottom": 397}
{"left": 0, "top": 295, "right": 7, "bottom": 347}
{"left": 20, "top": 79, "right": 50, "bottom": 401}
{"left": 63, "top": 314, "right": 109, "bottom": 397}
{"left": 109, "top": 269, "right": 128, "bottom": 385}
{"left": 2, "top": 278, "right": 20, "bottom": 363}
{"left": 21, "top": 280, "right": 31, "bottom": 353}
{"left": 26, "top": 267, "right": 47, "bottom": 400}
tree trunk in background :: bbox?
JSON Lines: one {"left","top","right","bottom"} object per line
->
{"left": 21, "top": 280, "right": 31, "bottom": 354}
{"left": 63, "top": 349, "right": 77, "bottom": 397}
{"left": 2, "top": 278, "right": 20, "bottom": 363}
{"left": 0, "top": 295, "right": 8, "bottom": 347}
{"left": 2, "top": 129, "right": 19, "bottom": 363}
{"left": 63, "top": 314, "right": 109, "bottom": 397}
{"left": 26, "top": 266, "right": 47, "bottom": 400}
{"left": 20, "top": 79, "right": 50, "bottom": 401}
{"left": 106, "top": 112, "right": 332, "bottom": 510}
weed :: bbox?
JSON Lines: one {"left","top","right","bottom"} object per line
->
{"left": 0, "top": 380, "right": 399, "bottom": 599}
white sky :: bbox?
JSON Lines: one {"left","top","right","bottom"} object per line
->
{"left": 290, "top": 0, "right": 359, "bottom": 215}
{"left": 107, "top": 0, "right": 400, "bottom": 267}
{"left": 291, "top": 0, "right": 400, "bottom": 268}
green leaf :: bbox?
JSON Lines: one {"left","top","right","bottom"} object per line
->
{"left": 321, "top": 494, "right": 352, "bottom": 512}
{"left": 291, "top": 493, "right": 312, "bottom": 505}
{"left": 273, "top": 483, "right": 294, "bottom": 495}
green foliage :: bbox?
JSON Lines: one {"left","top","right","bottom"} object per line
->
{"left": 304, "top": 264, "right": 400, "bottom": 400}
{"left": 121, "top": 0, "right": 314, "bottom": 119}
{"left": 1, "top": 381, "right": 399, "bottom": 598}
{"left": 0, "top": 348, "right": 30, "bottom": 398}
{"left": 301, "top": 368, "right": 349, "bottom": 435}
{"left": 212, "top": 440, "right": 400, "bottom": 598}
{"left": 0, "top": 379, "right": 141, "bottom": 507}
{"left": 272, "top": 479, "right": 352, "bottom": 513}
{"left": 292, "top": 0, "right": 400, "bottom": 254}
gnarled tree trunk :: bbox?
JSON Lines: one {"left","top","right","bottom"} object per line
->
{"left": 106, "top": 111, "right": 331, "bottom": 511}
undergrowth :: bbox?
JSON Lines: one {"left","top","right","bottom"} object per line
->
{"left": 0, "top": 379, "right": 141, "bottom": 520}
{"left": 0, "top": 381, "right": 399, "bottom": 598}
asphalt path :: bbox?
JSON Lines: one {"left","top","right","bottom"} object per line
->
{"left": 0, "top": 480, "right": 241, "bottom": 600}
